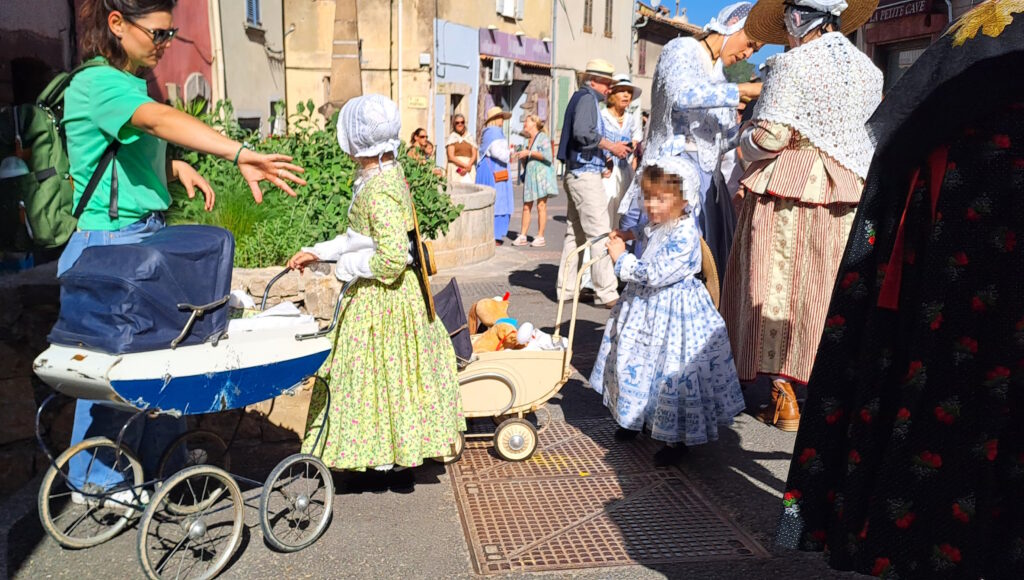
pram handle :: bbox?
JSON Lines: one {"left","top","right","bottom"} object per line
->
{"left": 259, "top": 261, "right": 351, "bottom": 342}
{"left": 260, "top": 260, "right": 338, "bottom": 311}
{"left": 171, "top": 295, "right": 230, "bottom": 349}
{"left": 553, "top": 233, "right": 609, "bottom": 344}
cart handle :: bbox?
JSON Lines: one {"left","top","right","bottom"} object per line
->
{"left": 458, "top": 372, "right": 519, "bottom": 416}
{"left": 259, "top": 260, "right": 338, "bottom": 311}
{"left": 171, "top": 295, "right": 230, "bottom": 349}
{"left": 552, "top": 233, "right": 609, "bottom": 344}
{"left": 295, "top": 278, "right": 356, "bottom": 341}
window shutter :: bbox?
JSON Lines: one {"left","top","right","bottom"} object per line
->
{"left": 604, "top": 0, "right": 614, "bottom": 37}
{"left": 556, "top": 76, "right": 570, "bottom": 132}
{"left": 516, "top": 0, "right": 526, "bottom": 19}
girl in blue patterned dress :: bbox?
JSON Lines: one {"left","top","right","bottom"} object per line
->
{"left": 591, "top": 155, "right": 745, "bottom": 466}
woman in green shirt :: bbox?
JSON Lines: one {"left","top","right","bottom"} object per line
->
{"left": 62, "top": 0, "right": 307, "bottom": 500}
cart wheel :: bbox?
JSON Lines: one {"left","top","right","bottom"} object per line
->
{"left": 137, "top": 465, "right": 244, "bottom": 580}
{"left": 436, "top": 432, "right": 465, "bottom": 464}
{"left": 259, "top": 454, "right": 334, "bottom": 553}
{"left": 156, "top": 430, "right": 231, "bottom": 516}
{"left": 37, "top": 436, "right": 145, "bottom": 549}
{"left": 157, "top": 430, "right": 231, "bottom": 479}
{"left": 493, "top": 418, "right": 538, "bottom": 462}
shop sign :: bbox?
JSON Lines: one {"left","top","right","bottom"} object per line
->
{"left": 407, "top": 96, "right": 428, "bottom": 109}
{"left": 869, "top": 0, "right": 932, "bottom": 23}
{"left": 479, "top": 29, "right": 552, "bottom": 66}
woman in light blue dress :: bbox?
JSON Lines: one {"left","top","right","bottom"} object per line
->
{"left": 620, "top": 2, "right": 762, "bottom": 274}
{"left": 512, "top": 114, "right": 557, "bottom": 247}
{"left": 592, "top": 155, "right": 744, "bottom": 466}
{"left": 476, "top": 107, "right": 514, "bottom": 245}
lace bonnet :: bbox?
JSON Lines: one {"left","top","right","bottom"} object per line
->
{"left": 641, "top": 154, "right": 702, "bottom": 210}
{"left": 704, "top": 2, "right": 754, "bottom": 35}
{"left": 336, "top": 94, "right": 402, "bottom": 159}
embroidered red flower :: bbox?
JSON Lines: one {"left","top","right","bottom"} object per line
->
{"left": 930, "top": 313, "right": 944, "bottom": 330}
{"left": 1014, "top": 158, "right": 1024, "bottom": 170}
{"left": 966, "top": 207, "right": 981, "bottom": 221}
{"left": 810, "top": 529, "right": 827, "bottom": 543}
{"left": 859, "top": 519, "right": 870, "bottom": 540}
{"left": 972, "top": 296, "right": 987, "bottom": 312}
{"left": 957, "top": 337, "right": 979, "bottom": 353}
{"left": 895, "top": 512, "right": 916, "bottom": 529}
{"left": 939, "top": 543, "right": 962, "bottom": 563}
{"left": 849, "top": 450, "right": 862, "bottom": 464}
{"left": 868, "top": 235, "right": 876, "bottom": 245}
{"left": 920, "top": 451, "right": 943, "bottom": 468}
{"left": 825, "top": 409, "right": 844, "bottom": 425}
{"left": 783, "top": 489, "right": 802, "bottom": 502}
{"left": 896, "top": 408, "right": 911, "bottom": 421}
{"left": 1005, "top": 231, "right": 1017, "bottom": 252}
{"left": 871, "top": 557, "right": 891, "bottom": 576}
{"left": 934, "top": 406, "right": 955, "bottom": 425}
{"left": 859, "top": 408, "right": 872, "bottom": 423}
{"left": 841, "top": 272, "right": 860, "bottom": 289}
{"left": 987, "top": 367, "right": 1011, "bottom": 382}
{"left": 993, "top": 134, "right": 1012, "bottom": 149}
{"left": 826, "top": 315, "right": 846, "bottom": 327}
{"left": 799, "top": 448, "right": 817, "bottom": 465}
{"left": 984, "top": 439, "right": 999, "bottom": 461}
{"left": 904, "top": 361, "right": 924, "bottom": 382}
{"left": 951, "top": 251, "right": 969, "bottom": 266}
{"left": 952, "top": 503, "right": 970, "bottom": 523}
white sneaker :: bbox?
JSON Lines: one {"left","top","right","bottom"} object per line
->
{"left": 71, "top": 488, "right": 149, "bottom": 509}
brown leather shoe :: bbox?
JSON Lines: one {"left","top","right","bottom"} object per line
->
{"left": 757, "top": 379, "right": 801, "bottom": 432}
{"left": 602, "top": 299, "right": 618, "bottom": 309}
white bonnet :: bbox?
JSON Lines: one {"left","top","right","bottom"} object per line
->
{"left": 641, "top": 154, "right": 702, "bottom": 209}
{"left": 791, "top": 0, "right": 849, "bottom": 16}
{"left": 704, "top": 2, "right": 754, "bottom": 35}
{"left": 336, "top": 94, "right": 402, "bottom": 159}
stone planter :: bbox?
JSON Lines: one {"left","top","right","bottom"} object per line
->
{"left": 431, "top": 182, "right": 495, "bottom": 269}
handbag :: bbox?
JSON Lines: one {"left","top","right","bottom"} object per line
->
{"left": 493, "top": 168, "right": 509, "bottom": 182}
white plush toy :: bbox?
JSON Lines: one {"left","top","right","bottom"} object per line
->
{"left": 516, "top": 322, "right": 568, "bottom": 351}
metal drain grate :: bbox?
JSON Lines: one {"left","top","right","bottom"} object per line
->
{"left": 450, "top": 418, "right": 768, "bottom": 574}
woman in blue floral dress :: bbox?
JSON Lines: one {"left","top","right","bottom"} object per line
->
{"left": 512, "top": 114, "right": 557, "bottom": 247}
{"left": 591, "top": 155, "right": 744, "bottom": 466}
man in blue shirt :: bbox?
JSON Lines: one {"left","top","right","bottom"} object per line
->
{"left": 556, "top": 59, "right": 631, "bottom": 307}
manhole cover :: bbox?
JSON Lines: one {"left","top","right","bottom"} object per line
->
{"left": 450, "top": 418, "right": 768, "bottom": 574}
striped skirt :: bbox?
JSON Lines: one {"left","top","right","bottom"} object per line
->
{"left": 720, "top": 191, "right": 857, "bottom": 384}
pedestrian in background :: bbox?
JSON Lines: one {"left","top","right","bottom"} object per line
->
{"left": 476, "top": 106, "right": 513, "bottom": 245}
{"left": 445, "top": 114, "right": 476, "bottom": 184}
{"left": 555, "top": 58, "right": 631, "bottom": 308}
{"left": 512, "top": 114, "right": 557, "bottom": 247}
{"left": 408, "top": 127, "right": 442, "bottom": 176}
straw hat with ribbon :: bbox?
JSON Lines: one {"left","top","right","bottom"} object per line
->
{"left": 746, "top": 0, "right": 879, "bottom": 45}
{"left": 484, "top": 106, "right": 512, "bottom": 125}
{"left": 579, "top": 58, "right": 616, "bottom": 83}
{"left": 608, "top": 73, "right": 643, "bottom": 99}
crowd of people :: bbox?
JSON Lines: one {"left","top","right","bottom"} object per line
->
{"left": 50, "top": 0, "right": 1024, "bottom": 577}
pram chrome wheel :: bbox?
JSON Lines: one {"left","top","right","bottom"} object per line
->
{"left": 259, "top": 454, "right": 334, "bottom": 552}
{"left": 137, "top": 465, "right": 244, "bottom": 580}
{"left": 38, "top": 436, "right": 145, "bottom": 549}
{"left": 157, "top": 430, "right": 232, "bottom": 516}
{"left": 494, "top": 418, "right": 538, "bottom": 462}
{"left": 437, "top": 432, "right": 465, "bottom": 464}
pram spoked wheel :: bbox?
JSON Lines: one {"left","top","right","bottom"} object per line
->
{"left": 437, "top": 432, "right": 465, "bottom": 464}
{"left": 157, "top": 430, "right": 232, "bottom": 516}
{"left": 136, "top": 465, "right": 244, "bottom": 580}
{"left": 493, "top": 418, "right": 537, "bottom": 462}
{"left": 259, "top": 454, "right": 334, "bottom": 552}
{"left": 38, "top": 436, "right": 145, "bottom": 549}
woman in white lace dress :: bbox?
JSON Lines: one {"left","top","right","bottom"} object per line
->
{"left": 720, "top": 0, "right": 882, "bottom": 430}
{"left": 620, "top": 2, "right": 763, "bottom": 276}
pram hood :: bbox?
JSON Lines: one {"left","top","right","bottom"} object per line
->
{"left": 48, "top": 225, "right": 234, "bottom": 354}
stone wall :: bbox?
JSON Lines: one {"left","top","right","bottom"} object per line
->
{"left": 433, "top": 182, "right": 496, "bottom": 269}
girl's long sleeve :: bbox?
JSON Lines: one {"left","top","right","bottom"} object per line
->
{"left": 365, "top": 182, "right": 413, "bottom": 285}
{"left": 614, "top": 221, "right": 700, "bottom": 288}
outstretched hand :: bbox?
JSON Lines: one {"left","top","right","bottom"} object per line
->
{"left": 237, "top": 150, "right": 307, "bottom": 203}
{"left": 171, "top": 160, "right": 215, "bottom": 211}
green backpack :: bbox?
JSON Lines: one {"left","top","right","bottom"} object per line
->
{"left": 0, "top": 60, "right": 111, "bottom": 250}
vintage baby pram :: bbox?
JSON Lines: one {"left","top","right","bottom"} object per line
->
{"left": 32, "top": 225, "right": 350, "bottom": 579}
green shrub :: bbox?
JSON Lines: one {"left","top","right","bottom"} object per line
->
{"left": 166, "top": 99, "right": 463, "bottom": 268}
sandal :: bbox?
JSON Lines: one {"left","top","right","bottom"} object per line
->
{"left": 530, "top": 236, "right": 546, "bottom": 247}
{"left": 512, "top": 235, "right": 529, "bottom": 246}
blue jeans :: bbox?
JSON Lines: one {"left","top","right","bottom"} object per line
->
{"left": 58, "top": 214, "right": 187, "bottom": 489}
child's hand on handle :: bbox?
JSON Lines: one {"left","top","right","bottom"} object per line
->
{"left": 237, "top": 149, "right": 308, "bottom": 203}
{"left": 287, "top": 251, "right": 319, "bottom": 272}
{"left": 609, "top": 229, "right": 636, "bottom": 243}
{"left": 607, "top": 236, "right": 627, "bottom": 263}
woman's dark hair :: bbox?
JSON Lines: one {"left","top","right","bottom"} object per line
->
{"left": 409, "top": 128, "right": 426, "bottom": 142}
{"left": 452, "top": 114, "right": 466, "bottom": 130}
{"left": 79, "top": 0, "right": 177, "bottom": 70}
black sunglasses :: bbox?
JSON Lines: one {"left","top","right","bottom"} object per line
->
{"left": 127, "top": 19, "right": 179, "bottom": 45}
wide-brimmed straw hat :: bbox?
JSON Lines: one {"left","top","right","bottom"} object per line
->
{"left": 484, "top": 106, "right": 512, "bottom": 125}
{"left": 580, "top": 58, "right": 616, "bottom": 82}
{"left": 745, "top": 0, "right": 879, "bottom": 45}
{"left": 608, "top": 74, "right": 643, "bottom": 99}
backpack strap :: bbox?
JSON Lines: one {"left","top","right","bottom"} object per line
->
{"left": 73, "top": 140, "right": 121, "bottom": 219}
{"left": 37, "top": 59, "right": 108, "bottom": 113}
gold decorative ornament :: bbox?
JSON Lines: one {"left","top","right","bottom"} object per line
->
{"left": 949, "top": 0, "right": 1024, "bottom": 47}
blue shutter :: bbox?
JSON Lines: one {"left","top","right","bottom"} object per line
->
{"left": 246, "top": 0, "right": 261, "bottom": 26}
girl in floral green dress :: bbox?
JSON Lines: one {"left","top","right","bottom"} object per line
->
{"left": 288, "top": 95, "right": 465, "bottom": 472}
